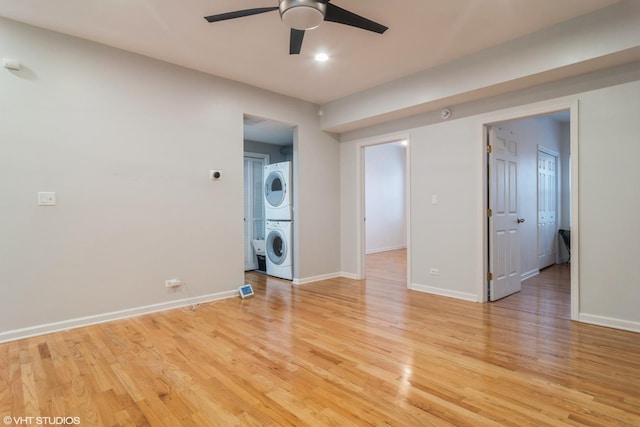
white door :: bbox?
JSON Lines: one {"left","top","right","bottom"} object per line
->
{"left": 244, "top": 154, "right": 268, "bottom": 270}
{"left": 538, "top": 149, "right": 558, "bottom": 269}
{"left": 488, "top": 126, "right": 522, "bottom": 301}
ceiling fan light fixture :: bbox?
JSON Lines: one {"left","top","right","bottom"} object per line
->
{"left": 279, "top": 0, "right": 326, "bottom": 30}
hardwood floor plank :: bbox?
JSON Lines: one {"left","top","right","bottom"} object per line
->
{"left": 1, "top": 252, "right": 639, "bottom": 425}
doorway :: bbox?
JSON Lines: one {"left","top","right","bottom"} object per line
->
{"left": 485, "top": 109, "right": 574, "bottom": 310}
{"left": 243, "top": 114, "right": 295, "bottom": 276}
{"left": 358, "top": 136, "right": 411, "bottom": 284}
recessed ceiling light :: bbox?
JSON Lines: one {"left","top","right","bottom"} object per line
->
{"left": 315, "top": 53, "right": 329, "bottom": 62}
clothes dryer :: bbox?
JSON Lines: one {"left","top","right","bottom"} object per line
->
{"left": 265, "top": 220, "right": 292, "bottom": 280}
{"left": 264, "top": 161, "right": 292, "bottom": 221}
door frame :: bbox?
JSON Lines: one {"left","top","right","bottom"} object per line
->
{"left": 355, "top": 133, "right": 412, "bottom": 286}
{"left": 479, "top": 100, "right": 579, "bottom": 320}
{"left": 244, "top": 152, "right": 269, "bottom": 270}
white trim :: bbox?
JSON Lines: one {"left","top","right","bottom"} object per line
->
{"left": 244, "top": 151, "right": 270, "bottom": 162}
{"left": 569, "top": 103, "right": 580, "bottom": 321}
{"left": 293, "top": 272, "right": 342, "bottom": 285}
{"left": 340, "top": 272, "right": 360, "bottom": 280}
{"left": 478, "top": 98, "right": 580, "bottom": 322}
{"left": 244, "top": 152, "right": 270, "bottom": 271}
{"left": 537, "top": 146, "right": 560, "bottom": 157}
{"left": 357, "top": 144, "right": 366, "bottom": 279}
{"left": 478, "top": 125, "right": 489, "bottom": 302}
{"left": 0, "top": 290, "right": 238, "bottom": 344}
{"left": 579, "top": 313, "right": 640, "bottom": 334}
{"left": 410, "top": 284, "right": 479, "bottom": 303}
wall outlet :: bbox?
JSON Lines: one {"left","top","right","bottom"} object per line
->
{"left": 38, "top": 192, "right": 56, "bottom": 206}
{"left": 430, "top": 268, "right": 440, "bottom": 276}
{"left": 165, "top": 279, "right": 182, "bottom": 288}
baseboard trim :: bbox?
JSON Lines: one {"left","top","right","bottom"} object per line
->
{"left": 0, "top": 290, "right": 239, "bottom": 344}
{"left": 410, "top": 283, "right": 479, "bottom": 302}
{"left": 340, "top": 272, "right": 360, "bottom": 280}
{"left": 293, "top": 272, "right": 342, "bottom": 285}
{"left": 521, "top": 268, "right": 539, "bottom": 281}
{"left": 579, "top": 313, "right": 640, "bottom": 333}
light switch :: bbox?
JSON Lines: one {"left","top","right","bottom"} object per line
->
{"left": 431, "top": 194, "right": 438, "bottom": 205}
{"left": 38, "top": 192, "right": 56, "bottom": 206}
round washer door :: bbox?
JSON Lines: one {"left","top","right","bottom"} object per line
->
{"left": 265, "top": 171, "right": 286, "bottom": 208}
{"left": 267, "top": 229, "right": 287, "bottom": 265}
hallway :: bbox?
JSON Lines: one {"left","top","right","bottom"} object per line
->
{"left": 365, "top": 248, "right": 407, "bottom": 283}
{"left": 494, "top": 263, "right": 571, "bottom": 319}
{"left": 366, "top": 249, "right": 571, "bottom": 320}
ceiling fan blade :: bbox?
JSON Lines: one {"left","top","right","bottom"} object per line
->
{"left": 204, "top": 7, "right": 278, "bottom": 23}
{"left": 290, "top": 29, "right": 305, "bottom": 55}
{"left": 324, "top": 3, "right": 388, "bottom": 34}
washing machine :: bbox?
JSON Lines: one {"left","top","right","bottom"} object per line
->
{"left": 264, "top": 161, "right": 292, "bottom": 221}
{"left": 265, "top": 220, "right": 292, "bottom": 280}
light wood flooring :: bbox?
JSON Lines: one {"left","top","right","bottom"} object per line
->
{"left": 1, "top": 250, "right": 639, "bottom": 426}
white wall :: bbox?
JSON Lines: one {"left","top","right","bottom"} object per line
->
{"left": 408, "top": 121, "right": 479, "bottom": 300}
{"left": 340, "top": 65, "right": 640, "bottom": 331}
{"left": 0, "top": 18, "right": 340, "bottom": 341}
{"left": 578, "top": 80, "right": 640, "bottom": 328}
{"left": 365, "top": 143, "right": 406, "bottom": 253}
{"left": 321, "top": 0, "right": 640, "bottom": 133}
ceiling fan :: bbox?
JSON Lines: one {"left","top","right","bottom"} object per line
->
{"left": 204, "top": 0, "right": 388, "bottom": 55}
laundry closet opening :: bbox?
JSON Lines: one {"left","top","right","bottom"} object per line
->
{"left": 243, "top": 114, "right": 296, "bottom": 281}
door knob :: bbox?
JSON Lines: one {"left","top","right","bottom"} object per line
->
{"left": 517, "top": 218, "right": 526, "bottom": 223}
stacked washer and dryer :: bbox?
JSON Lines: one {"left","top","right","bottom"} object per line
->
{"left": 264, "top": 161, "right": 293, "bottom": 280}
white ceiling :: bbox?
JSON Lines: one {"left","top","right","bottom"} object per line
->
{"left": 0, "top": 0, "right": 623, "bottom": 106}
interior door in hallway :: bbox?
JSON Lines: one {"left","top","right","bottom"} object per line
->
{"left": 538, "top": 149, "right": 558, "bottom": 269}
{"left": 488, "top": 126, "right": 522, "bottom": 301}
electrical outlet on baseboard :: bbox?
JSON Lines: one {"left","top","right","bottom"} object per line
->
{"left": 430, "top": 268, "right": 440, "bottom": 276}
